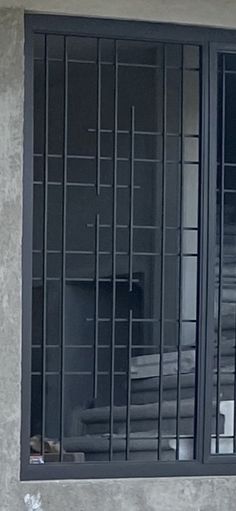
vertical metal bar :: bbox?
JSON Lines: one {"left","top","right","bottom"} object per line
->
{"left": 230, "top": 64, "right": 236, "bottom": 454}
{"left": 176, "top": 45, "right": 184, "bottom": 460}
{"left": 94, "top": 213, "right": 100, "bottom": 399}
{"left": 195, "top": 43, "right": 207, "bottom": 462}
{"left": 203, "top": 43, "right": 217, "bottom": 462}
{"left": 21, "top": 19, "right": 34, "bottom": 471}
{"left": 96, "top": 39, "right": 101, "bottom": 196}
{"left": 129, "top": 106, "right": 135, "bottom": 292}
{"left": 41, "top": 34, "right": 49, "bottom": 458}
{"left": 109, "top": 40, "right": 118, "bottom": 461}
{"left": 59, "top": 35, "right": 68, "bottom": 462}
{"left": 126, "top": 309, "right": 132, "bottom": 460}
{"left": 158, "top": 44, "right": 167, "bottom": 460}
{"left": 216, "top": 54, "right": 225, "bottom": 454}
{"left": 234, "top": 307, "right": 236, "bottom": 452}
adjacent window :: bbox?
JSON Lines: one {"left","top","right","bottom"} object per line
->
{"left": 212, "top": 53, "right": 236, "bottom": 455}
{"left": 22, "top": 15, "right": 236, "bottom": 479}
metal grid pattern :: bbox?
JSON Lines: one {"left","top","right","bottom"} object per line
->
{"left": 30, "top": 33, "right": 201, "bottom": 466}
{"left": 212, "top": 52, "right": 236, "bottom": 455}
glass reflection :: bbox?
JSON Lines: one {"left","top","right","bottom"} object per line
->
{"left": 212, "top": 54, "right": 236, "bottom": 454}
{"left": 31, "top": 35, "right": 200, "bottom": 464}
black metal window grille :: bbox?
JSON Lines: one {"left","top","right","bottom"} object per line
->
{"left": 212, "top": 52, "right": 236, "bottom": 456}
{"left": 22, "top": 15, "right": 236, "bottom": 480}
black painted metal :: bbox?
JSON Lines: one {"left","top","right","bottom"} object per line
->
{"left": 109, "top": 40, "right": 118, "bottom": 462}
{"left": 129, "top": 106, "right": 135, "bottom": 293}
{"left": 94, "top": 213, "right": 100, "bottom": 399}
{"left": 59, "top": 35, "right": 68, "bottom": 462}
{"left": 96, "top": 39, "right": 101, "bottom": 196}
{"left": 126, "top": 309, "right": 132, "bottom": 460}
{"left": 41, "top": 34, "right": 48, "bottom": 458}
{"left": 195, "top": 43, "right": 208, "bottom": 464}
{"left": 176, "top": 45, "right": 184, "bottom": 461}
{"left": 21, "top": 16, "right": 34, "bottom": 475}
{"left": 158, "top": 43, "right": 167, "bottom": 461}
{"left": 216, "top": 54, "right": 225, "bottom": 454}
{"left": 21, "top": 14, "right": 236, "bottom": 481}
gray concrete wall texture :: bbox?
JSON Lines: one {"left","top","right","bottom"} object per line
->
{"left": 1, "top": 3, "right": 236, "bottom": 510}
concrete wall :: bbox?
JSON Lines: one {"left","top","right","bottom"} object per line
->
{"left": 2, "top": 0, "right": 236, "bottom": 28}
{"left": 1, "top": 4, "right": 236, "bottom": 511}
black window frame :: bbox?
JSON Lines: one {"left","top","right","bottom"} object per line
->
{"left": 21, "top": 13, "right": 236, "bottom": 480}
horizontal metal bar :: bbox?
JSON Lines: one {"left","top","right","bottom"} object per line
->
{"left": 35, "top": 55, "right": 200, "bottom": 71}
{"left": 31, "top": 371, "right": 129, "bottom": 376}
{"left": 224, "top": 69, "right": 236, "bottom": 75}
{"left": 33, "top": 251, "right": 198, "bottom": 260}
{"left": 86, "top": 223, "right": 162, "bottom": 229}
{"left": 217, "top": 162, "right": 236, "bottom": 167}
{"left": 32, "top": 344, "right": 60, "bottom": 348}
{"left": 34, "top": 152, "right": 62, "bottom": 158}
{"left": 33, "top": 181, "right": 141, "bottom": 189}
{"left": 216, "top": 189, "right": 236, "bottom": 194}
{"left": 85, "top": 317, "right": 196, "bottom": 323}
{"left": 34, "top": 181, "right": 61, "bottom": 186}
{"left": 65, "top": 277, "right": 140, "bottom": 282}
{"left": 68, "top": 58, "right": 99, "bottom": 64}
{"left": 32, "top": 277, "right": 141, "bottom": 283}
{"left": 34, "top": 53, "right": 198, "bottom": 66}
{"left": 87, "top": 223, "right": 198, "bottom": 230}
{"left": 54, "top": 343, "right": 188, "bottom": 350}
{"left": 33, "top": 155, "right": 199, "bottom": 165}
{"left": 87, "top": 129, "right": 199, "bottom": 138}
{"left": 33, "top": 249, "right": 60, "bottom": 254}
{"left": 22, "top": 458, "right": 236, "bottom": 481}
{"left": 88, "top": 128, "right": 130, "bottom": 134}
{"left": 32, "top": 343, "right": 188, "bottom": 349}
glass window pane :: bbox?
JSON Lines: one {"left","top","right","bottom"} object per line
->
{"left": 166, "top": 69, "right": 181, "bottom": 134}
{"left": 182, "top": 165, "right": 199, "bottom": 228}
{"left": 183, "top": 71, "right": 199, "bottom": 135}
{"left": 67, "top": 36, "right": 97, "bottom": 61}
{"left": 182, "top": 256, "right": 197, "bottom": 320}
{"left": 212, "top": 54, "right": 236, "bottom": 455}
{"left": 31, "top": 35, "right": 200, "bottom": 465}
{"left": 118, "top": 40, "right": 163, "bottom": 66}
{"left": 184, "top": 45, "right": 200, "bottom": 69}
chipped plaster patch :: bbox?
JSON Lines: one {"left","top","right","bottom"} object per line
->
{"left": 24, "top": 492, "right": 44, "bottom": 511}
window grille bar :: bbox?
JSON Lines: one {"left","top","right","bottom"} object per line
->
{"left": 32, "top": 183, "right": 141, "bottom": 190}
{"left": 59, "top": 35, "right": 68, "bottom": 462}
{"left": 129, "top": 106, "right": 135, "bottom": 292}
{"left": 33, "top": 249, "right": 198, "bottom": 256}
{"left": 96, "top": 39, "right": 101, "bottom": 195}
{"left": 34, "top": 155, "right": 199, "bottom": 165}
{"left": 86, "top": 317, "right": 196, "bottom": 323}
{"left": 158, "top": 44, "right": 167, "bottom": 461}
{"left": 41, "top": 33, "right": 49, "bottom": 459}
{"left": 65, "top": 277, "right": 140, "bottom": 283}
{"left": 216, "top": 189, "right": 236, "bottom": 194}
{"left": 126, "top": 309, "right": 132, "bottom": 460}
{"left": 230, "top": 76, "right": 236, "bottom": 454}
{"left": 234, "top": 314, "right": 236, "bottom": 451}
{"left": 94, "top": 213, "right": 100, "bottom": 399}
{"left": 109, "top": 40, "right": 118, "bottom": 461}
{"left": 36, "top": 130, "right": 199, "bottom": 139}
{"left": 216, "top": 54, "right": 225, "bottom": 455}
{"left": 34, "top": 55, "right": 198, "bottom": 72}
{"left": 176, "top": 45, "right": 184, "bottom": 460}
{"left": 30, "top": 31, "right": 202, "bottom": 472}
{"left": 219, "top": 162, "right": 236, "bottom": 167}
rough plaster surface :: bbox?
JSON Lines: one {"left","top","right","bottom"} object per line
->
{"left": 2, "top": 0, "right": 236, "bottom": 29}
{"left": 1, "top": 5, "right": 236, "bottom": 511}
